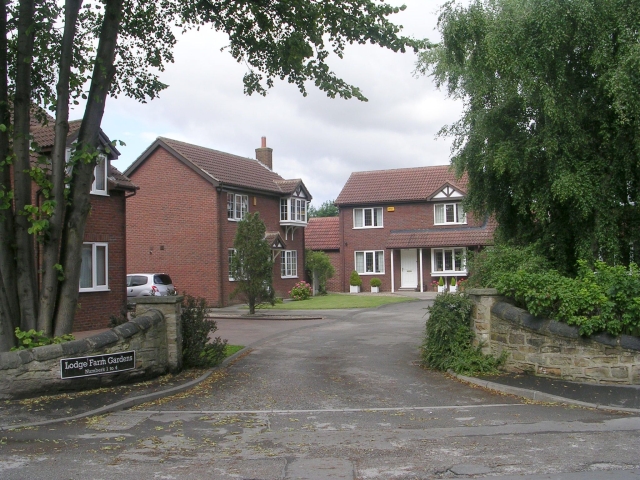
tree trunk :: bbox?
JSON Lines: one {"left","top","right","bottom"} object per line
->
{"left": 54, "top": 0, "right": 124, "bottom": 336}
{"left": 0, "top": 0, "right": 19, "bottom": 350}
{"left": 12, "top": 0, "right": 38, "bottom": 331}
{"left": 37, "top": 0, "right": 83, "bottom": 335}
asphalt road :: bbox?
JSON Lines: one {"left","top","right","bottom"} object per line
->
{"left": 1, "top": 300, "right": 639, "bottom": 479}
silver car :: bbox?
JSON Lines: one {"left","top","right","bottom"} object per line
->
{"left": 126, "top": 273, "right": 175, "bottom": 297}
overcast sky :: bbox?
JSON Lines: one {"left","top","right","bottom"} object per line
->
{"left": 80, "top": 0, "right": 463, "bottom": 207}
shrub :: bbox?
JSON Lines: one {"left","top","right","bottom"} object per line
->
{"left": 349, "top": 270, "right": 362, "bottom": 287}
{"left": 181, "top": 295, "right": 227, "bottom": 368}
{"left": 290, "top": 281, "right": 312, "bottom": 301}
{"left": 305, "top": 250, "right": 335, "bottom": 294}
{"left": 438, "top": 276, "right": 444, "bottom": 286}
{"left": 370, "top": 277, "right": 382, "bottom": 288}
{"left": 422, "top": 293, "right": 505, "bottom": 375}
{"left": 11, "top": 328, "right": 74, "bottom": 351}
{"left": 451, "top": 277, "right": 456, "bottom": 286}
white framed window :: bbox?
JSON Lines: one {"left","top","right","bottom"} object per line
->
{"left": 227, "top": 193, "right": 248, "bottom": 221}
{"left": 79, "top": 243, "right": 108, "bottom": 291}
{"left": 228, "top": 248, "right": 240, "bottom": 281}
{"left": 353, "top": 207, "right": 383, "bottom": 228}
{"left": 280, "top": 198, "right": 307, "bottom": 223}
{"left": 355, "top": 250, "right": 384, "bottom": 274}
{"left": 281, "top": 250, "right": 298, "bottom": 278}
{"left": 432, "top": 248, "right": 467, "bottom": 274}
{"left": 91, "top": 154, "right": 108, "bottom": 196}
{"left": 434, "top": 203, "right": 466, "bottom": 225}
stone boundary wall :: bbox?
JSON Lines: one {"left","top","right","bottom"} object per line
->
{"left": 467, "top": 288, "right": 640, "bottom": 385}
{"left": 0, "top": 296, "right": 183, "bottom": 400}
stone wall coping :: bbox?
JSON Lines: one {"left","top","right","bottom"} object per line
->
{"left": 129, "top": 295, "right": 184, "bottom": 305}
{"left": 466, "top": 288, "right": 500, "bottom": 296}
{"left": 0, "top": 308, "right": 163, "bottom": 371}
{"left": 492, "top": 301, "right": 640, "bottom": 352}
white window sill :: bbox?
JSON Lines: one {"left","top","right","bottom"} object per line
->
{"left": 281, "top": 275, "right": 298, "bottom": 279}
{"left": 431, "top": 271, "right": 468, "bottom": 276}
{"left": 79, "top": 287, "right": 110, "bottom": 293}
{"left": 356, "top": 272, "right": 385, "bottom": 276}
{"left": 90, "top": 190, "right": 109, "bottom": 196}
{"left": 352, "top": 226, "right": 384, "bottom": 229}
{"left": 433, "top": 222, "right": 467, "bottom": 226}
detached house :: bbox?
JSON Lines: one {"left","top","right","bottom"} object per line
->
{"left": 30, "top": 119, "right": 137, "bottom": 331}
{"left": 124, "top": 137, "right": 311, "bottom": 306}
{"left": 328, "top": 165, "right": 496, "bottom": 292}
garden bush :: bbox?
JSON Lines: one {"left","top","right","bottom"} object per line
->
{"left": 422, "top": 293, "right": 505, "bottom": 375}
{"left": 181, "top": 295, "right": 227, "bottom": 368}
{"left": 349, "top": 270, "right": 362, "bottom": 287}
{"left": 469, "top": 245, "right": 640, "bottom": 337}
{"left": 290, "top": 281, "right": 312, "bottom": 301}
{"left": 370, "top": 277, "right": 382, "bottom": 288}
{"left": 11, "top": 328, "right": 74, "bottom": 351}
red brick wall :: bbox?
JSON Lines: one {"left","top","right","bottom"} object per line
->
{"left": 126, "top": 148, "right": 221, "bottom": 305}
{"left": 127, "top": 147, "right": 308, "bottom": 307}
{"left": 75, "top": 190, "right": 128, "bottom": 331}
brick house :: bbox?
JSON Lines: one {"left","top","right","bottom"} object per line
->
{"left": 124, "top": 137, "right": 311, "bottom": 306}
{"left": 323, "top": 165, "right": 495, "bottom": 293}
{"left": 30, "top": 120, "right": 137, "bottom": 331}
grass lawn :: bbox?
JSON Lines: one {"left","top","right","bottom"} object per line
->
{"left": 259, "top": 293, "right": 415, "bottom": 310}
{"left": 224, "top": 344, "right": 244, "bottom": 357}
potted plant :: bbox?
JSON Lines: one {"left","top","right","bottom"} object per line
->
{"left": 370, "top": 277, "right": 381, "bottom": 293}
{"left": 449, "top": 277, "right": 457, "bottom": 293}
{"left": 437, "top": 276, "right": 446, "bottom": 293}
{"left": 431, "top": 279, "right": 439, "bottom": 291}
{"left": 349, "top": 270, "right": 362, "bottom": 293}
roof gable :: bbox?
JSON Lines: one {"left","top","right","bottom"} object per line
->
{"left": 428, "top": 182, "right": 466, "bottom": 200}
{"left": 335, "top": 165, "right": 467, "bottom": 206}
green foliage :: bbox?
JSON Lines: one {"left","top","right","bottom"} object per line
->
{"left": 308, "top": 200, "right": 339, "bottom": 218}
{"left": 417, "top": 0, "right": 640, "bottom": 274}
{"left": 181, "top": 295, "right": 227, "bottom": 368}
{"left": 349, "top": 270, "right": 362, "bottom": 287}
{"left": 370, "top": 277, "right": 382, "bottom": 288}
{"left": 11, "top": 328, "right": 74, "bottom": 351}
{"left": 422, "top": 293, "right": 505, "bottom": 375}
{"left": 450, "top": 277, "right": 456, "bottom": 287}
{"left": 438, "top": 277, "right": 444, "bottom": 287}
{"left": 230, "top": 213, "right": 275, "bottom": 314}
{"left": 290, "top": 281, "right": 312, "bottom": 301}
{"left": 470, "top": 245, "right": 640, "bottom": 336}
{"left": 466, "top": 244, "right": 550, "bottom": 288}
{"left": 305, "top": 250, "right": 335, "bottom": 294}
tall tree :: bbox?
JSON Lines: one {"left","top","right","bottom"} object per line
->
{"left": 417, "top": 0, "right": 640, "bottom": 274}
{"left": 308, "top": 200, "right": 339, "bottom": 218}
{"left": 0, "top": 0, "right": 420, "bottom": 350}
{"left": 229, "top": 213, "right": 275, "bottom": 314}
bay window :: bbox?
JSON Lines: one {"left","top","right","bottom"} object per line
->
{"left": 280, "top": 198, "right": 307, "bottom": 223}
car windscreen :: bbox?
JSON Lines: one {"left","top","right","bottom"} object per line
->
{"left": 154, "top": 274, "right": 173, "bottom": 285}
{"left": 127, "top": 275, "right": 148, "bottom": 287}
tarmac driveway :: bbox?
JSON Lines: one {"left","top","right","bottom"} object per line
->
{"left": 1, "top": 300, "right": 639, "bottom": 480}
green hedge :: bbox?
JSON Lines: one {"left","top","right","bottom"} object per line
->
{"left": 468, "top": 246, "right": 640, "bottom": 337}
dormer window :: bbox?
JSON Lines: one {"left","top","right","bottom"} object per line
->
{"left": 434, "top": 203, "right": 466, "bottom": 225}
{"left": 280, "top": 197, "right": 307, "bottom": 223}
{"left": 91, "top": 154, "right": 108, "bottom": 196}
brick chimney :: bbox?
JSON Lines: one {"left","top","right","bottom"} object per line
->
{"left": 255, "top": 136, "right": 273, "bottom": 170}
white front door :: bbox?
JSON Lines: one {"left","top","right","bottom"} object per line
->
{"left": 400, "top": 249, "right": 418, "bottom": 289}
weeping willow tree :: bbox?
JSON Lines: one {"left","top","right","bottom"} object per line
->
{"left": 418, "top": 0, "right": 640, "bottom": 274}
